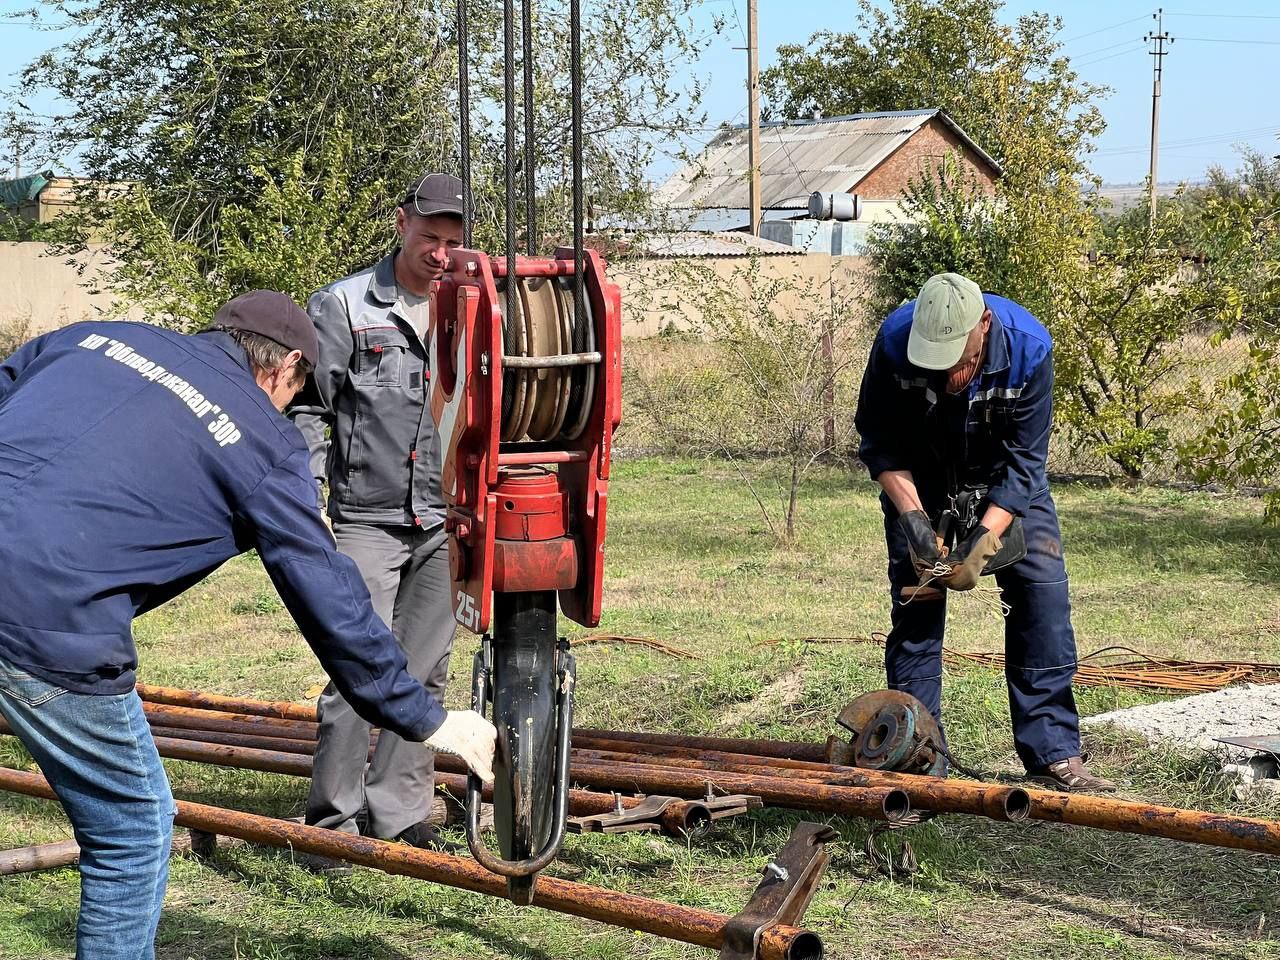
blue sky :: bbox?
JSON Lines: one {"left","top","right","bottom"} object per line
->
{"left": 1, "top": 0, "right": 1276, "bottom": 186}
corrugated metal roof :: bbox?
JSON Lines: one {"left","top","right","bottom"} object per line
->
{"left": 655, "top": 109, "right": 1000, "bottom": 211}
{"left": 637, "top": 230, "right": 798, "bottom": 258}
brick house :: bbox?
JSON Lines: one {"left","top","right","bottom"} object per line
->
{"left": 654, "top": 108, "right": 1001, "bottom": 232}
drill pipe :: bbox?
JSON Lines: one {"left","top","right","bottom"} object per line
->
{"left": 1023, "top": 787, "right": 1280, "bottom": 856}
{"left": 120, "top": 689, "right": 1280, "bottom": 856}
{"left": 571, "top": 748, "right": 1029, "bottom": 822}
{"left": 575, "top": 729, "right": 829, "bottom": 764}
{"left": 0, "top": 767, "right": 823, "bottom": 960}
{"left": 141, "top": 702, "right": 316, "bottom": 740}
{"left": 137, "top": 683, "right": 319, "bottom": 722}
{"left": 131, "top": 687, "right": 830, "bottom": 765}
{"left": 568, "top": 760, "right": 910, "bottom": 822}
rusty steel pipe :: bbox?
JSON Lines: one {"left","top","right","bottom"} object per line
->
{"left": 141, "top": 702, "right": 316, "bottom": 740}
{"left": 571, "top": 748, "right": 1030, "bottom": 823}
{"left": 573, "top": 735, "right": 835, "bottom": 772}
{"left": 570, "top": 759, "right": 910, "bottom": 823}
{"left": 1023, "top": 787, "right": 1280, "bottom": 856}
{"left": 131, "top": 688, "right": 825, "bottom": 764}
{"left": 136, "top": 683, "right": 319, "bottom": 722}
{"left": 147, "top": 725, "right": 323, "bottom": 755}
{"left": 151, "top": 736, "right": 313, "bottom": 777}
{"left": 574, "top": 728, "right": 829, "bottom": 764}
{"left": 0, "top": 767, "right": 821, "bottom": 959}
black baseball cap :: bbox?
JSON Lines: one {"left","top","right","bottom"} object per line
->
{"left": 213, "top": 290, "right": 318, "bottom": 368}
{"left": 402, "top": 172, "right": 467, "bottom": 218}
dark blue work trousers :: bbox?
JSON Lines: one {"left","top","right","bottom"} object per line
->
{"left": 880, "top": 488, "right": 1082, "bottom": 770}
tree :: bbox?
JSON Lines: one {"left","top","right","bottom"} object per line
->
{"left": 633, "top": 256, "right": 868, "bottom": 543}
{"left": 1178, "top": 184, "right": 1280, "bottom": 513}
{"left": 15, "top": 0, "right": 714, "bottom": 326}
{"left": 760, "top": 0, "right": 1105, "bottom": 196}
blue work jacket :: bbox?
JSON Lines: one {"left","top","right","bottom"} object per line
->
{"left": 855, "top": 294, "right": 1054, "bottom": 517}
{"left": 0, "top": 321, "right": 445, "bottom": 741}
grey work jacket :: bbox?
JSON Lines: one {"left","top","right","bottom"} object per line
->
{"left": 291, "top": 253, "right": 445, "bottom": 529}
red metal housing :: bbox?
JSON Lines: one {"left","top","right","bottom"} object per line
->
{"left": 429, "top": 249, "right": 622, "bottom": 634}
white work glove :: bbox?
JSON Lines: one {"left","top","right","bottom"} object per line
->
{"left": 424, "top": 709, "right": 497, "bottom": 784}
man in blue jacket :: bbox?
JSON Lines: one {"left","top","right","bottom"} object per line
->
{"left": 0, "top": 291, "right": 496, "bottom": 960}
{"left": 855, "top": 272, "right": 1114, "bottom": 793}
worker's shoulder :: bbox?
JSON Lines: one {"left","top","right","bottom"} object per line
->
{"left": 310, "top": 259, "right": 387, "bottom": 313}
{"left": 986, "top": 295, "right": 1051, "bottom": 346}
{"left": 873, "top": 301, "right": 916, "bottom": 363}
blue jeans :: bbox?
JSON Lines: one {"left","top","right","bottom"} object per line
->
{"left": 880, "top": 489, "right": 1083, "bottom": 770}
{"left": 0, "top": 656, "right": 175, "bottom": 960}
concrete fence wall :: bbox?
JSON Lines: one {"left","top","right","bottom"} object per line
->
{"left": 610, "top": 253, "right": 874, "bottom": 338}
{"left": 1, "top": 240, "right": 876, "bottom": 342}
{"left": 0, "top": 242, "right": 135, "bottom": 335}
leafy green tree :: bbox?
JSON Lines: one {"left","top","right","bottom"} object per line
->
{"left": 760, "top": 0, "right": 1105, "bottom": 195}
{"left": 1178, "top": 187, "right": 1280, "bottom": 511}
{"left": 15, "top": 0, "right": 713, "bottom": 326}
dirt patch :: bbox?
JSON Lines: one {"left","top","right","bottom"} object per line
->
{"left": 717, "top": 668, "right": 806, "bottom": 730}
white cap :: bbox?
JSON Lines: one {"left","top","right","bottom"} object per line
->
{"left": 908, "top": 273, "right": 985, "bottom": 370}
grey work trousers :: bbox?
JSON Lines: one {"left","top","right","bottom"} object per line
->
{"left": 305, "top": 521, "right": 456, "bottom": 839}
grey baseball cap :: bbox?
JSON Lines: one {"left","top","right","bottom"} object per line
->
{"left": 403, "top": 172, "right": 466, "bottom": 218}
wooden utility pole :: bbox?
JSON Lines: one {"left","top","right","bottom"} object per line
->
{"left": 1145, "top": 8, "right": 1172, "bottom": 228}
{"left": 747, "top": 0, "right": 761, "bottom": 236}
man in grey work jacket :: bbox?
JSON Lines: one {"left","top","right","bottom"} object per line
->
{"left": 0, "top": 291, "right": 495, "bottom": 959}
{"left": 292, "top": 173, "right": 466, "bottom": 851}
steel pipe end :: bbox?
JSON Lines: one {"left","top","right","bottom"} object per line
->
{"left": 1002, "top": 788, "right": 1031, "bottom": 823}
{"left": 786, "top": 931, "right": 824, "bottom": 960}
{"left": 662, "top": 801, "right": 713, "bottom": 839}
{"left": 759, "top": 925, "right": 825, "bottom": 960}
{"left": 883, "top": 788, "right": 912, "bottom": 822}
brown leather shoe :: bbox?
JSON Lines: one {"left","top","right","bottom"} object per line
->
{"left": 1027, "top": 756, "right": 1117, "bottom": 793}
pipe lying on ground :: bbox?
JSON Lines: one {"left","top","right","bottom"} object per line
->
{"left": 572, "top": 748, "right": 1029, "bottom": 823}
{"left": 0, "top": 767, "right": 823, "bottom": 960}
{"left": 0, "top": 838, "right": 80, "bottom": 875}
{"left": 76, "top": 688, "right": 1280, "bottom": 856}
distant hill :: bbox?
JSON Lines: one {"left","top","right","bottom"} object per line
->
{"left": 1088, "top": 181, "right": 1202, "bottom": 213}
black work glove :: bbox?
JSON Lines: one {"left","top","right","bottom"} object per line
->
{"left": 940, "top": 525, "right": 1003, "bottom": 591}
{"left": 897, "top": 510, "right": 942, "bottom": 573}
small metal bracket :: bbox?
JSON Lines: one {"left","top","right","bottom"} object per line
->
{"left": 719, "top": 821, "right": 837, "bottom": 960}
{"left": 568, "top": 794, "right": 681, "bottom": 834}
{"left": 567, "top": 793, "right": 763, "bottom": 837}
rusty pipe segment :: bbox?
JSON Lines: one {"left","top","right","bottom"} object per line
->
{"left": 136, "top": 683, "right": 319, "bottom": 722}
{"left": 0, "top": 767, "right": 822, "bottom": 960}
{"left": 133, "top": 685, "right": 826, "bottom": 764}
{"left": 140, "top": 702, "right": 316, "bottom": 740}
{"left": 571, "top": 748, "right": 1030, "bottom": 823}
{"left": 569, "top": 759, "right": 911, "bottom": 823}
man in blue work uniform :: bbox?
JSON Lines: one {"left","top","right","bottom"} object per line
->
{"left": 855, "top": 272, "right": 1115, "bottom": 792}
{"left": 292, "top": 173, "right": 467, "bottom": 852}
{"left": 0, "top": 291, "right": 497, "bottom": 960}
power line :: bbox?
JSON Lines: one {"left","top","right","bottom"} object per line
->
{"left": 1166, "top": 11, "right": 1280, "bottom": 20}
{"left": 1074, "top": 43, "right": 1146, "bottom": 67}
{"left": 1060, "top": 14, "right": 1149, "bottom": 45}
{"left": 1073, "top": 37, "right": 1145, "bottom": 59}
{"left": 1177, "top": 36, "right": 1280, "bottom": 44}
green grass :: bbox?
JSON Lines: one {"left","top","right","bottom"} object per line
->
{"left": 3, "top": 458, "right": 1280, "bottom": 958}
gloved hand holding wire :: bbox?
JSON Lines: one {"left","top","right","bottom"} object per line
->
{"left": 897, "top": 510, "right": 942, "bottom": 573}
{"left": 940, "top": 525, "right": 1003, "bottom": 591}
{"left": 424, "top": 709, "right": 497, "bottom": 783}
